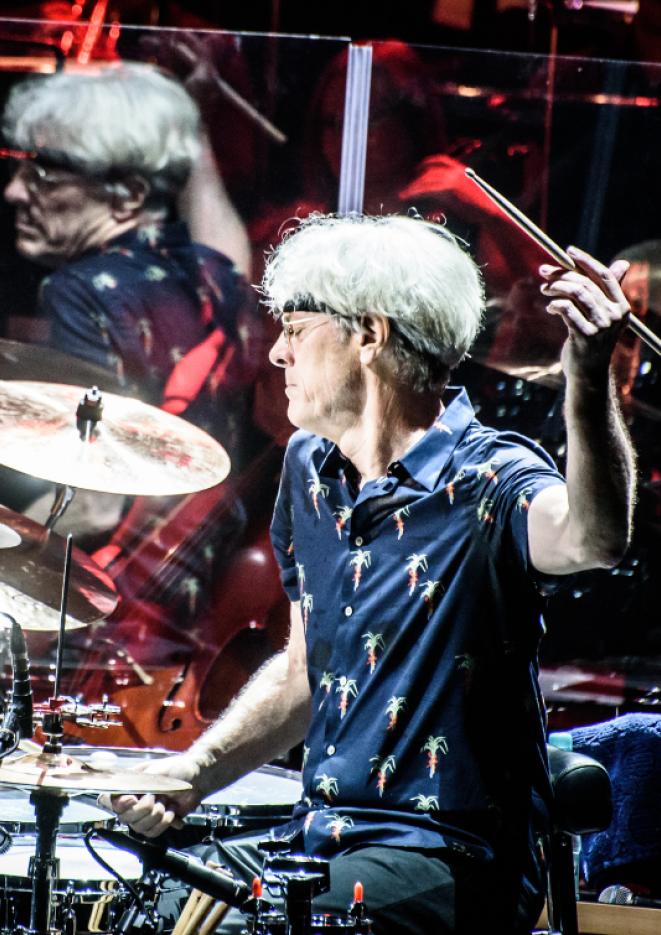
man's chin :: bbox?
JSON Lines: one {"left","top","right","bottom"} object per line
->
{"left": 15, "top": 237, "right": 56, "bottom": 268}
{"left": 287, "top": 403, "right": 314, "bottom": 434}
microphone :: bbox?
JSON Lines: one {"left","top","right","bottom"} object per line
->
{"left": 598, "top": 884, "right": 661, "bottom": 909}
{"left": 95, "top": 827, "right": 253, "bottom": 908}
{"left": 1, "top": 616, "right": 33, "bottom": 741}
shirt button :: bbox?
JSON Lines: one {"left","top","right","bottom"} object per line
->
{"left": 344, "top": 606, "right": 353, "bottom": 617}
{"left": 326, "top": 744, "right": 336, "bottom": 756}
{"left": 354, "top": 536, "right": 363, "bottom": 546}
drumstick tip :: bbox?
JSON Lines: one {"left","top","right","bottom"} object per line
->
{"left": 465, "top": 167, "right": 476, "bottom": 179}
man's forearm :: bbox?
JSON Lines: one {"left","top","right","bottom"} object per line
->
{"left": 187, "top": 646, "right": 311, "bottom": 796}
{"left": 564, "top": 368, "right": 636, "bottom": 566}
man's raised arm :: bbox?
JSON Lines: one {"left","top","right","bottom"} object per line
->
{"left": 528, "top": 247, "right": 636, "bottom": 576}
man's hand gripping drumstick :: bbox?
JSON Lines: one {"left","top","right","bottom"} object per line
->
{"left": 465, "top": 167, "right": 661, "bottom": 357}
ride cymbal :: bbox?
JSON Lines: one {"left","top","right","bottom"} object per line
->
{"left": 0, "top": 751, "right": 191, "bottom": 794}
{"left": 0, "top": 505, "right": 117, "bottom": 630}
{"left": 0, "top": 381, "right": 230, "bottom": 496}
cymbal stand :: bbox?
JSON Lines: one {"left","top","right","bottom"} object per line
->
{"left": 51, "top": 534, "right": 73, "bottom": 706}
{"left": 26, "top": 790, "right": 67, "bottom": 935}
{"left": 45, "top": 485, "right": 74, "bottom": 533}
{"left": 24, "top": 533, "right": 74, "bottom": 934}
{"left": 23, "top": 673, "right": 69, "bottom": 934}
{"left": 44, "top": 385, "right": 102, "bottom": 532}
{"left": 75, "top": 386, "right": 103, "bottom": 443}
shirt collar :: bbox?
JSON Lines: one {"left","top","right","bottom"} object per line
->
{"left": 101, "top": 219, "right": 190, "bottom": 253}
{"left": 319, "top": 386, "right": 475, "bottom": 491}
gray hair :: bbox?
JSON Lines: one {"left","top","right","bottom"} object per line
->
{"left": 3, "top": 62, "right": 201, "bottom": 206}
{"left": 261, "top": 213, "right": 485, "bottom": 394}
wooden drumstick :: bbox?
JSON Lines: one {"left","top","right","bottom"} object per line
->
{"left": 181, "top": 892, "right": 215, "bottom": 935}
{"left": 465, "top": 167, "right": 661, "bottom": 357}
{"left": 173, "top": 860, "right": 227, "bottom": 935}
{"left": 198, "top": 901, "right": 229, "bottom": 935}
{"left": 171, "top": 888, "right": 202, "bottom": 935}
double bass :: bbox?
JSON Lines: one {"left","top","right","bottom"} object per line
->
{"left": 65, "top": 443, "right": 290, "bottom": 750}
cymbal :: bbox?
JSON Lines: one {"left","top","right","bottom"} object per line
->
{"left": 0, "top": 381, "right": 230, "bottom": 496}
{"left": 0, "top": 505, "right": 117, "bottom": 630}
{"left": 0, "top": 751, "right": 192, "bottom": 794}
{"left": 0, "top": 340, "right": 132, "bottom": 395}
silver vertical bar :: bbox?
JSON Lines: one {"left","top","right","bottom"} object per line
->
{"left": 337, "top": 43, "right": 373, "bottom": 216}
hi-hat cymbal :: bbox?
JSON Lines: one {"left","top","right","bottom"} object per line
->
{"left": 0, "top": 505, "right": 117, "bottom": 630}
{"left": 0, "top": 381, "right": 230, "bottom": 496}
{"left": 0, "top": 751, "right": 191, "bottom": 794}
{"left": 0, "top": 340, "right": 133, "bottom": 395}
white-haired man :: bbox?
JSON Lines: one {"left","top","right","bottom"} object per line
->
{"left": 2, "top": 62, "right": 254, "bottom": 440}
{"left": 109, "top": 214, "right": 635, "bottom": 934}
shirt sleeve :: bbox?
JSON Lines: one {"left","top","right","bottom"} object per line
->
{"left": 475, "top": 431, "right": 565, "bottom": 578}
{"left": 270, "top": 440, "right": 299, "bottom": 601}
{"left": 40, "top": 271, "right": 121, "bottom": 373}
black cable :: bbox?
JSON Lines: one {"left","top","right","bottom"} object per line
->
{"left": 83, "top": 829, "right": 150, "bottom": 922}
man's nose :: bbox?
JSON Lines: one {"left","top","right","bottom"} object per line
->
{"left": 268, "top": 330, "right": 292, "bottom": 368}
{"left": 4, "top": 173, "right": 29, "bottom": 204}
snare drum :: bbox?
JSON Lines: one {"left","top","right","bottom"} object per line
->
{"left": 0, "top": 835, "right": 143, "bottom": 934}
{"left": 192, "top": 764, "right": 303, "bottom": 834}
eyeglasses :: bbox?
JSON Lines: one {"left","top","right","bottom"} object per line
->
{"left": 9, "top": 159, "right": 83, "bottom": 195}
{"left": 281, "top": 314, "right": 330, "bottom": 349}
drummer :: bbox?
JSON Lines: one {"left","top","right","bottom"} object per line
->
{"left": 107, "top": 213, "right": 636, "bottom": 934}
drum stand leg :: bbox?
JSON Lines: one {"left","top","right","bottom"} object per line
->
{"left": 26, "top": 790, "right": 67, "bottom": 935}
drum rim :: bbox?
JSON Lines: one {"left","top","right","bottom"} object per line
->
{"left": 0, "top": 834, "right": 142, "bottom": 884}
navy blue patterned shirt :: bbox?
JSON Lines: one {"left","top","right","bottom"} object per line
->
{"left": 39, "top": 220, "right": 259, "bottom": 461}
{"left": 270, "top": 387, "right": 565, "bottom": 868}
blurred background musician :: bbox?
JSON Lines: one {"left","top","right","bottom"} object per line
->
{"left": 0, "top": 63, "right": 284, "bottom": 746}
{"left": 2, "top": 62, "right": 258, "bottom": 464}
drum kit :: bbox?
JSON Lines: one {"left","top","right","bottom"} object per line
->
{"left": 0, "top": 343, "right": 365, "bottom": 933}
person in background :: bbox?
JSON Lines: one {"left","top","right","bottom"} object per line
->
{"left": 0, "top": 61, "right": 264, "bottom": 552}
{"left": 0, "top": 64, "right": 268, "bottom": 677}
{"left": 2, "top": 62, "right": 258, "bottom": 458}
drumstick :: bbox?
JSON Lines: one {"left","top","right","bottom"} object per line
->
{"left": 181, "top": 892, "right": 215, "bottom": 935}
{"left": 198, "top": 901, "right": 229, "bottom": 935}
{"left": 173, "top": 860, "right": 225, "bottom": 935}
{"left": 171, "top": 888, "right": 202, "bottom": 935}
{"left": 465, "top": 167, "right": 661, "bottom": 357}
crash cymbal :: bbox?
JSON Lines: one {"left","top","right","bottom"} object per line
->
{"left": 0, "top": 340, "right": 133, "bottom": 395}
{"left": 0, "top": 381, "right": 230, "bottom": 496}
{"left": 0, "top": 505, "right": 117, "bottom": 630}
{"left": 0, "top": 751, "right": 192, "bottom": 794}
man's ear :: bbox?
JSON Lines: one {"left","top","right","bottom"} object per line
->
{"left": 358, "top": 314, "right": 390, "bottom": 365}
{"left": 108, "top": 175, "right": 150, "bottom": 220}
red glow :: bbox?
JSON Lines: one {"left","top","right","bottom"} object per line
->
{"left": 252, "top": 877, "right": 263, "bottom": 898}
{"left": 77, "top": 0, "right": 108, "bottom": 63}
{"left": 353, "top": 880, "right": 364, "bottom": 902}
{"left": 488, "top": 94, "right": 506, "bottom": 108}
{"left": 60, "top": 30, "right": 74, "bottom": 55}
{"left": 0, "top": 147, "right": 37, "bottom": 160}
